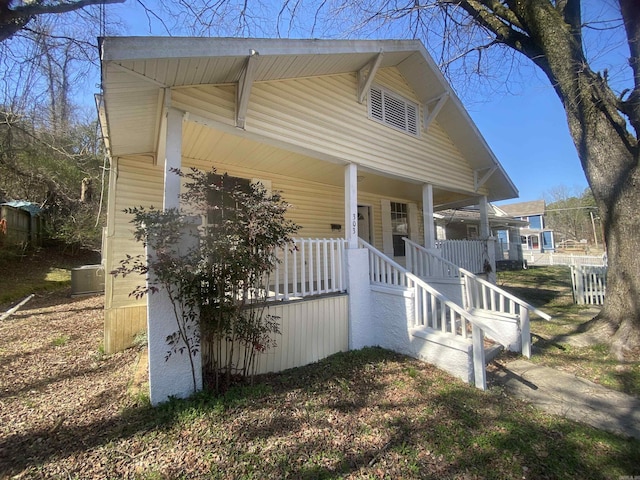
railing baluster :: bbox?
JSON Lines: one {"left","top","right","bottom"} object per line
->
{"left": 283, "top": 243, "right": 289, "bottom": 300}
{"left": 293, "top": 240, "right": 299, "bottom": 297}
{"left": 316, "top": 239, "right": 322, "bottom": 294}
{"left": 274, "top": 250, "right": 280, "bottom": 300}
{"left": 329, "top": 239, "right": 336, "bottom": 292}
{"left": 300, "top": 239, "right": 306, "bottom": 297}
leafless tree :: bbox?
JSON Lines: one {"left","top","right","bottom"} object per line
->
{"left": 545, "top": 186, "right": 598, "bottom": 245}
{"left": 0, "top": 0, "right": 124, "bottom": 42}
{"left": 2, "top": 0, "right": 638, "bottom": 356}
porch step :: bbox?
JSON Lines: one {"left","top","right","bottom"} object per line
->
{"left": 468, "top": 308, "right": 520, "bottom": 350}
{"left": 409, "top": 324, "right": 504, "bottom": 390}
{"left": 410, "top": 325, "right": 502, "bottom": 365}
{"left": 484, "top": 342, "right": 504, "bottom": 364}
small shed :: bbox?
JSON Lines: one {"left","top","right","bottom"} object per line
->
{"left": 0, "top": 201, "right": 44, "bottom": 248}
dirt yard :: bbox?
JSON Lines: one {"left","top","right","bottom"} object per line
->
{"left": 0, "top": 289, "right": 142, "bottom": 478}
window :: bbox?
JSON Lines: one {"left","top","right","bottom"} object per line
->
{"left": 391, "top": 202, "right": 408, "bottom": 256}
{"left": 369, "top": 85, "right": 419, "bottom": 136}
{"left": 530, "top": 235, "right": 540, "bottom": 249}
{"left": 207, "top": 173, "right": 251, "bottom": 226}
{"left": 528, "top": 215, "right": 543, "bottom": 229}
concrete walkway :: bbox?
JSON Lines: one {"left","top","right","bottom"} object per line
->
{"left": 490, "top": 359, "right": 640, "bottom": 440}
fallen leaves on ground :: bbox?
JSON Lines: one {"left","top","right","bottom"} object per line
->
{"left": 1, "top": 288, "right": 639, "bottom": 479}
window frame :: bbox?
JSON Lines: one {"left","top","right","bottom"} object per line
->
{"left": 390, "top": 201, "right": 409, "bottom": 257}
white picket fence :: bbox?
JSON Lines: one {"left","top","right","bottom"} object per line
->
{"left": 528, "top": 252, "right": 607, "bottom": 267}
{"left": 571, "top": 265, "right": 607, "bottom": 305}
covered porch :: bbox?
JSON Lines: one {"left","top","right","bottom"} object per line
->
{"left": 99, "top": 37, "right": 522, "bottom": 405}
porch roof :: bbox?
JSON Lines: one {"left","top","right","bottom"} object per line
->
{"left": 99, "top": 37, "right": 518, "bottom": 204}
{"left": 437, "top": 206, "right": 529, "bottom": 228}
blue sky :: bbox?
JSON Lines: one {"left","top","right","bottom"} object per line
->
{"left": 467, "top": 83, "right": 588, "bottom": 204}
{"left": 102, "top": 0, "right": 627, "bottom": 205}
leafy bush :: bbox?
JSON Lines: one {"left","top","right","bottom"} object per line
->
{"left": 113, "top": 167, "right": 299, "bottom": 394}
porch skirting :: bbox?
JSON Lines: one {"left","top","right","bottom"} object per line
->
{"left": 201, "top": 295, "right": 349, "bottom": 376}
{"left": 104, "top": 305, "right": 147, "bottom": 354}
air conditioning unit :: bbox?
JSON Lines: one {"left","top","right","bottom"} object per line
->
{"left": 71, "top": 264, "right": 105, "bottom": 296}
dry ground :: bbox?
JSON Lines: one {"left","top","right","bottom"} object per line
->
{"left": 0, "top": 289, "right": 141, "bottom": 478}
{"left": 1, "top": 269, "right": 639, "bottom": 479}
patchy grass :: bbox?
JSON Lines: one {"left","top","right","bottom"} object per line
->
{"left": 0, "top": 246, "right": 100, "bottom": 306}
{"left": 1, "top": 260, "right": 639, "bottom": 478}
{"left": 497, "top": 266, "right": 640, "bottom": 397}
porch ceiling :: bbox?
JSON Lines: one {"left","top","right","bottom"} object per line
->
{"left": 182, "top": 121, "right": 470, "bottom": 204}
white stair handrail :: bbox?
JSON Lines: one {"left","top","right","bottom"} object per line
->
{"left": 404, "top": 237, "right": 551, "bottom": 320}
{"left": 359, "top": 238, "right": 489, "bottom": 389}
{"left": 404, "top": 238, "right": 551, "bottom": 358}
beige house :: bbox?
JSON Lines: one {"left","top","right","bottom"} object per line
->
{"left": 435, "top": 204, "right": 528, "bottom": 269}
{"left": 99, "top": 37, "right": 547, "bottom": 404}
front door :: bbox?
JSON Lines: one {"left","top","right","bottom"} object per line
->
{"left": 358, "top": 205, "right": 371, "bottom": 243}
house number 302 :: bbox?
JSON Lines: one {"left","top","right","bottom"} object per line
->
{"left": 352, "top": 213, "right": 357, "bottom": 235}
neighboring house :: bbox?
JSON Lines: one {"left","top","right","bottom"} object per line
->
{"left": 0, "top": 201, "right": 44, "bottom": 248}
{"left": 436, "top": 204, "right": 527, "bottom": 265}
{"left": 499, "top": 200, "right": 555, "bottom": 253}
{"left": 99, "top": 37, "right": 548, "bottom": 405}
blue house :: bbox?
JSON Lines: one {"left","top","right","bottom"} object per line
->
{"left": 499, "top": 200, "right": 555, "bottom": 253}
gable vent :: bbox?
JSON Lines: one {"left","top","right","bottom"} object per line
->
{"left": 369, "top": 85, "right": 419, "bottom": 137}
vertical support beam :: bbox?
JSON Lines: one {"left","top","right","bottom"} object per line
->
{"left": 472, "top": 324, "right": 487, "bottom": 390}
{"left": 345, "top": 163, "right": 358, "bottom": 249}
{"left": 521, "top": 308, "right": 531, "bottom": 358}
{"left": 422, "top": 184, "right": 435, "bottom": 249}
{"left": 147, "top": 219, "right": 203, "bottom": 406}
{"left": 163, "top": 107, "right": 184, "bottom": 210}
{"left": 479, "top": 195, "right": 496, "bottom": 282}
{"left": 479, "top": 195, "right": 490, "bottom": 239}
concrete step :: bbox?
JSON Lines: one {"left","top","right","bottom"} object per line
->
{"left": 484, "top": 342, "right": 504, "bottom": 364}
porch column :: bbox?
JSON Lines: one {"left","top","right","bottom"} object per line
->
{"left": 479, "top": 195, "right": 497, "bottom": 283}
{"left": 148, "top": 106, "right": 203, "bottom": 406}
{"left": 147, "top": 219, "right": 203, "bottom": 406}
{"left": 479, "top": 195, "right": 490, "bottom": 239}
{"left": 344, "top": 163, "right": 358, "bottom": 249}
{"left": 163, "top": 107, "right": 184, "bottom": 210}
{"left": 422, "top": 183, "right": 435, "bottom": 249}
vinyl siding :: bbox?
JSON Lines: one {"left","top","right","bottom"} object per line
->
{"left": 103, "top": 156, "right": 163, "bottom": 353}
{"left": 105, "top": 156, "right": 425, "bottom": 350}
{"left": 171, "top": 67, "right": 477, "bottom": 193}
{"left": 202, "top": 295, "right": 349, "bottom": 375}
{"left": 182, "top": 158, "right": 424, "bottom": 247}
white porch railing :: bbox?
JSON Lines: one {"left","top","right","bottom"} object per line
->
{"left": 404, "top": 238, "right": 551, "bottom": 358}
{"left": 268, "top": 238, "right": 347, "bottom": 301}
{"left": 571, "top": 265, "right": 607, "bottom": 305}
{"left": 359, "top": 239, "right": 489, "bottom": 389}
{"left": 435, "top": 239, "right": 491, "bottom": 274}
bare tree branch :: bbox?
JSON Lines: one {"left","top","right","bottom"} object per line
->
{"left": 0, "top": 0, "right": 125, "bottom": 42}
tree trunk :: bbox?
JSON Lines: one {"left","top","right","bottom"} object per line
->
{"left": 513, "top": 2, "right": 640, "bottom": 358}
